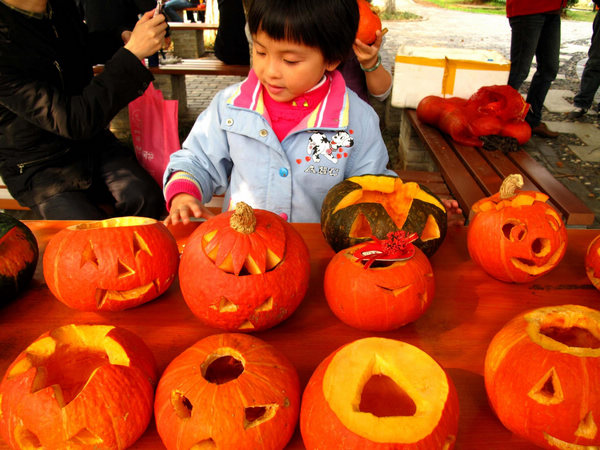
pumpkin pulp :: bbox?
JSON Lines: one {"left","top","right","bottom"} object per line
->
{"left": 322, "top": 337, "right": 452, "bottom": 443}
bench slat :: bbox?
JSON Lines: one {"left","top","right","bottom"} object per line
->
{"left": 406, "top": 109, "right": 595, "bottom": 227}
{"left": 167, "top": 22, "right": 217, "bottom": 31}
{"left": 508, "top": 150, "right": 594, "bottom": 226}
{"left": 407, "top": 110, "right": 486, "bottom": 216}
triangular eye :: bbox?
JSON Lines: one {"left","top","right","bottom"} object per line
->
{"left": 244, "top": 404, "right": 278, "bottom": 429}
{"left": 349, "top": 212, "right": 372, "bottom": 238}
{"left": 575, "top": 411, "right": 598, "bottom": 440}
{"left": 254, "top": 297, "right": 273, "bottom": 312}
{"left": 528, "top": 367, "right": 564, "bottom": 405}
{"left": 133, "top": 231, "right": 152, "bottom": 257}
{"left": 117, "top": 260, "right": 135, "bottom": 278}
{"left": 81, "top": 241, "right": 98, "bottom": 268}
{"left": 171, "top": 390, "right": 193, "bottom": 419}
{"left": 67, "top": 428, "right": 103, "bottom": 445}
{"left": 209, "top": 297, "right": 238, "bottom": 312}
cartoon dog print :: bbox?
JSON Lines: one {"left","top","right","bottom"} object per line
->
{"left": 307, "top": 131, "right": 354, "bottom": 163}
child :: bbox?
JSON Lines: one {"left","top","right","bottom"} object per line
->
{"left": 163, "top": 0, "right": 463, "bottom": 225}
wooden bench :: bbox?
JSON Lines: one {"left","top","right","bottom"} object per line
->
{"left": 168, "top": 22, "right": 218, "bottom": 58}
{"left": 0, "top": 177, "right": 27, "bottom": 211}
{"left": 94, "top": 59, "right": 250, "bottom": 116}
{"left": 405, "top": 109, "right": 595, "bottom": 227}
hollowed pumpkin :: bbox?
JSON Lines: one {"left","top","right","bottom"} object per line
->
{"left": 154, "top": 333, "right": 300, "bottom": 450}
{"left": 585, "top": 233, "right": 600, "bottom": 290}
{"left": 43, "top": 217, "right": 180, "bottom": 311}
{"left": 321, "top": 174, "right": 448, "bottom": 256}
{"left": 485, "top": 305, "right": 600, "bottom": 449}
{"left": 0, "top": 213, "right": 38, "bottom": 304}
{"left": 324, "top": 236, "right": 434, "bottom": 331}
{"left": 467, "top": 174, "right": 567, "bottom": 283}
{"left": 0, "top": 324, "right": 157, "bottom": 449}
{"left": 300, "top": 337, "right": 459, "bottom": 449}
{"left": 179, "top": 202, "right": 310, "bottom": 332}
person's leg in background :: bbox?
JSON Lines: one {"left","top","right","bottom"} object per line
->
{"left": 32, "top": 191, "right": 109, "bottom": 220}
{"left": 98, "top": 147, "right": 166, "bottom": 220}
{"left": 570, "top": 9, "right": 600, "bottom": 118}
{"left": 525, "top": 13, "right": 560, "bottom": 136}
{"left": 508, "top": 13, "right": 559, "bottom": 138}
{"left": 163, "top": 0, "right": 190, "bottom": 22}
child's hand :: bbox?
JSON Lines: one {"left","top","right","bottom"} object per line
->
{"left": 353, "top": 29, "right": 384, "bottom": 68}
{"left": 164, "top": 193, "right": 215, "bottom": 226}
{"left": 442, "top": 198, "right": 465, "bottom": 227}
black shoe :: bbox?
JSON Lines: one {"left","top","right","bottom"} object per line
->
{"left": 567, "top": 108, "right": 587, "bottom": 119}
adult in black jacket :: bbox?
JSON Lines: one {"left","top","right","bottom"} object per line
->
{"left": 0, "top": 0, "right": 167, "bottom": 219}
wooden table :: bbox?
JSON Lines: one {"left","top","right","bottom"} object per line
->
{"left": 1, "top": 221, "right": 599, "bottom": 449}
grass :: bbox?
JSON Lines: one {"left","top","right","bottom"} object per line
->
{"left": 381, "top": 0, "right": 596, "bottom": 22}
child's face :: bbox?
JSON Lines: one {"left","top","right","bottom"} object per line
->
{"left": 252, "top": 30, "right": 340, "bottom": 103}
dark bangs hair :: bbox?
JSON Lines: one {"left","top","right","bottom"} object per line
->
{"left": 246, "top": 0, "right": 359, "bottom": 64}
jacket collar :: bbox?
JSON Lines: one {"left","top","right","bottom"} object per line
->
{"left": 227, "top": 69, "right": 351, "bottom": 129}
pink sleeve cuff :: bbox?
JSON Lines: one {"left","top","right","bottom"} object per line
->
{"left": 164, "top": 171, "right": 202, "bottom": 211}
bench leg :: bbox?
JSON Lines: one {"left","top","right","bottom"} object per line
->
{"left": 152, "top": 74, "right": 188, "bottom": 117}
{"left": 195, "top": 30, "right": 205, "bottom": 57}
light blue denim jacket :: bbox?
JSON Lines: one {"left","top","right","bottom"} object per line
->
{"left": 164, "top": 69, "right": 394, "bottom": 222}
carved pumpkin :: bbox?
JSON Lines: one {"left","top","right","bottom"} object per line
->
{"left": 154, "top": 333, "right": 300, "bottom": 450}
{"left": 324, "top": 232, "right": 434, "bottom": 331}
{"left": 0, "top": 213, "right": 38, "bottom": 304}
{"left": 321, "top": 174, "right": 448, "bottom": 256}
{"left": 586, "top": 234, "right": 600, "bottom": 290}
{"left": 0, "top": 324, "right": 157, "bottom": 449}
{"left": 43, "top": 217, "right": 179, "bottom": 311}
{"left": 179, "top": 202, "right": 310, "bottom": 332}
{"left": 356, "top": 0, "right": 382, "bottom": 45}
{"left": 301, "top": 337, "right": 459, "bottom": 449}
{"left": 485, "top": 305, "right": 600, "bottom": 449}
{"left": 468, "top": 174, "right": 567, "bottom": 283}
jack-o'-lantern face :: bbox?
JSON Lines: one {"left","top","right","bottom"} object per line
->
{"left": 321, "top": 175, "right": 448, "bottom": 257}
{"left": 0, "top": 324, "right": 157, "bottom": 450}
{"left": 468, "top": 176, "right": 567, "bottom": 283}
{"left": 179, "top": 203, "right": 310, "bottom": 332}
{"left": 154, "top": 333, "right": 300, "bottom": 450}
{"left": 43, "top": 217, "right": 180, "bottom": 311}
{"left": 324, "top": 234, "right": 435, "bottom": 331}
{"left": 585, "top": 234, "right": 600, "bottom": 290}
{"left": 485, "top": 305, "right": 600, "bottom": 449}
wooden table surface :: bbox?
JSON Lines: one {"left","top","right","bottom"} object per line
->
{"left": 1, "top": 221, "right": 599, "bottom": 450}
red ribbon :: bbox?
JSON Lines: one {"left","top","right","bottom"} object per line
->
{"left": 353, "top": 231, "right": 418, "bottom": 269}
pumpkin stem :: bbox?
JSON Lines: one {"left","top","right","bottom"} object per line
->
{"left": 230, "top": 202, "right": 256, "bottom": 234}
{"left": 499, "top": 174, "right": 524, "bottom": 199}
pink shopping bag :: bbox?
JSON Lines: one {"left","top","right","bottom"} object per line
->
{"left": 128, "top": 83, "right": 180, "bottom": 185}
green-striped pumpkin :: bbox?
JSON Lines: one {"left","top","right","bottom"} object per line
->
{"left": 321, "top": 175, "right": 447, "bottom": 256}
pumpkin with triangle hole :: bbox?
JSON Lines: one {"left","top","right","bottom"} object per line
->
{"left": 301, "top": 337, "right": 459, "bottom": 449}
{"left": 179, "top": 202, "right": 310, "bottom": 332}
{"left": 321, "top": 174, "right": 448, "bottom": 256}
{"left": 485, "top": 305, "right": 600, "bottom": 449}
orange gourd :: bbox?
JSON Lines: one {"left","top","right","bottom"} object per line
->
{"left": 485, "top": 305, "right": 600, "bottom": 449}
{"left": 467, "top": 174, "right": 567, "bottom": 283}
{"left": 586, "top": 233, "right": 600, "bottom": 290}
{"left": 154, "top": 333, "right": 300, "bottom": 450}
{"left": 356, "top": 0, "right": 381, "bottom": 44}
{"left": 324, "top": 233, "right": 434, "bottom": 331}
{"left": 301, "top": 337, "right": 459, "bottom": 449}
{"left": 0, "top": 324, "right": 157, "bottom": 449}
{"left": 43, "top": 217, "right": 180, "bottom": 311}
{"left": 179, "top": 202, "right": 310, "bottom": 332}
